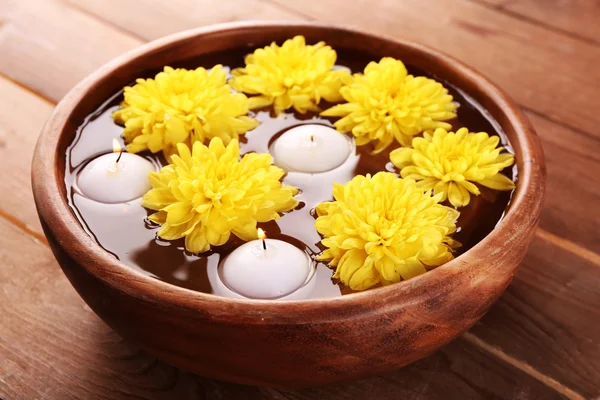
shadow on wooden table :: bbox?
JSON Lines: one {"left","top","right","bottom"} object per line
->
{"left": 85, "top": 315, "right": 561, "bottom": 400}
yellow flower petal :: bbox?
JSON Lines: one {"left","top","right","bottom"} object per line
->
{"left": 349, "top": 263, "right": 380, "bottom": 291}
{"left": 185, "top": 227, "right": 210, "bottom": 254}
{"left": 164, "top": 202, "right": 193, "bottom": 225}
{"left": 247, "top": 95, "right": 274, "bottom": 110}
{"left": 479, "top": 173, "right": 516, "bottom": 190}
{"left": 448, "top": 182, "right": 470, "bottom": 207}
{"left": 389, "top": 147, "right": 414, "bottom": 168}
{"left": 397, "top": 259, "right": 427, "bottom": 280}
{"left": 337, "top": 249, "right": 368, "bottom": 285}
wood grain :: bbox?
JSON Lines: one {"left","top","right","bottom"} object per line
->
{"left": 0, "top": 0, "right": 141, "bottom": 101}
{"left": 530, "top": 112, "right": 600, "bottom": 251}
{"left": 65, "top": 0, "right": 303, "bottom": 40}
{"left": 477, "top": 0, "right": 600, "bottom": 44}
{"left": 471, "top": 234, "right": 600, "bottom": 398}
{"left": 0, "top": 218, "right": 566, "bottom": 399}
{"left": 0, "top": 0, "right": 597, "bottom": 397}
{"left": 0, "top": 77, "right": 53, "bottom": 234}
{"left": 0, "top": 0, "right": 301, "bottom": 101}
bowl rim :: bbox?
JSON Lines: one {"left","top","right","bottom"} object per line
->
{"left": 32, "top": 20, "right": 545, "bottom": 318}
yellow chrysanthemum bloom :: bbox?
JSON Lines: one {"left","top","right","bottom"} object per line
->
{"left": 321, "top": 57, "right": 458, "bottom": 153}
{"left": 315, "top": 172, "right": 459, "bottom": 291}
{"left": 113, "top": 66, "right": 259, "bottom": 158}
{"left": 142, "top": 138, "right": 299, "bottom": 253}
{"left": 229, "top": 36, "right": 350, "bottom": 114}
{"left": 390, "top": 128, "right": 515, "bottom": 208}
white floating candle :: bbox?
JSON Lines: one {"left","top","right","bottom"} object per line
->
{"left": 271, "top": 124, "right": 352, "bottom": 173}
{"left": 77, "top": 139, "right": 155, "bottom": 204}
{"left": 219, "top": 229, "right": 314, "bottom": 300}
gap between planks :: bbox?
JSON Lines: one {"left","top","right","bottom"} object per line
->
{"left": 535, "top": 229, "right": 600, "bottom": 267}
{"left": 269, "top": 0, "right": 600, "bottom": 50}
{"left": 0, "top": 209, "right": 48, "bottom": 247}
{"left": 259, "top": 0, "right": 317, "bottom": 21}
{"left": 57, "top": 0, "right": 148, "bottom": 43}
{"left": 462, "top": 333, "right": 587, "bottom": 400}
{"left": 0, "top": 72, "right": 55, "bottom": 106}
{"left": 465, "top": 0, "right": 600, "bottom": 48}
{"left": 522, "top": 106, "right": 600, "bottom": 144}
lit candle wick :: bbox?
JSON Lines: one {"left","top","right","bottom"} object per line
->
{"left": 258, "top": 228, "right": 267, "bottom": 251}
{"left": 112, "top": 138, "right": 124, "bottom": 163}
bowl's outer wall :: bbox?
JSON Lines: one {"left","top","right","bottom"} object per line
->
{"left": 32, "top": 22, "right": 545, "bottom": 387}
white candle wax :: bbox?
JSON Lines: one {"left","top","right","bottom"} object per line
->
{"left": 220, "top": 238, "right": 312, "bottom": 299}
{"left": 271, "top": 124, "right": 352, "bottom": 173}
{"left": 77, "top": 152, "right": 155, "bottom": 204}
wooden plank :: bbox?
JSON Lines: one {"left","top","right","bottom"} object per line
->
{"left": 530, "top": 112, "right": 600, "bottom": 251}
{"left": 263, "top": 0, "right": 600, "bottom": 139}
{"left": 0, "top": 77, "right": 54, "bottom": 236}
{"left": 0, "top": 0, "right": 597, "bottom": 397}
{"left": 471, "top": 234, "right": 600, "bottom": 398}
{"left": 0, "top": 0, "right": 142, "bottom": 101}
{"left": 65, "top": 0, "right": 303, "bottom": 41}
{"left": 0, "top": 218, "right": 262, "bottom": 400}
{"left": 0, "top": 218, "right": 567, "bottom": 399}
{"left": 477, "top": 0, "right": 600, "bottom": 45}
{"left": 277, "top": 339, "right": 568, "bottom": 400}
{"left": 0, "top": 0, "right": 300, "bottom": 102}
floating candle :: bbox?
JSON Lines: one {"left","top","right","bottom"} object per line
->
{"left": 219, "top": 229, "right": 314, "bottom": 299}
{"left": 77, "top": 139, "right": 155, "bottom": 204}
{"left": 271, "top": 124, "right": 352, "bottom": 173}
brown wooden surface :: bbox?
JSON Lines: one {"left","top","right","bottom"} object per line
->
{"left": 0, "top": 0, "right": 598, "bottom": 399}
{"left": 31, "top": 22, "right": 546, "bottom": 388}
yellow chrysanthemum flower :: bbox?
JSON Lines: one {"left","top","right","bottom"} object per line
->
{"left": 390, "top": 128, "right": 515, "bottom": 208}
{"left": 113, "top": 66, "right": 259, "bottom": 158}
{"left": 229, "top": 36, "right": 350, "bottom": 114}
{"left": 315, "top": 172, "right": 459, "bottom": 291}
{"left": 142, "top": 138, "right": 299, "bottom": 253}
{"left": 321, "top": 57, "right": 458, "bottom": 153}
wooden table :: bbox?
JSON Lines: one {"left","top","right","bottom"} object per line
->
{"left": 1, "top": 0, "right": 598, "bottom": 398}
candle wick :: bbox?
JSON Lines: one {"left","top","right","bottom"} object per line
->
{"left": 262, "top": 238, "right": 267, "bottom": 251}
{"left": 116, "top": 149, "right": 123, "bottom": 163}
{"left": 309, "top": 134, "right": 314, "bottom": 142}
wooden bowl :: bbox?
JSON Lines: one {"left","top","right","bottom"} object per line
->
{"left": 32, "top": 21, "right": 545, "bottom": 387}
